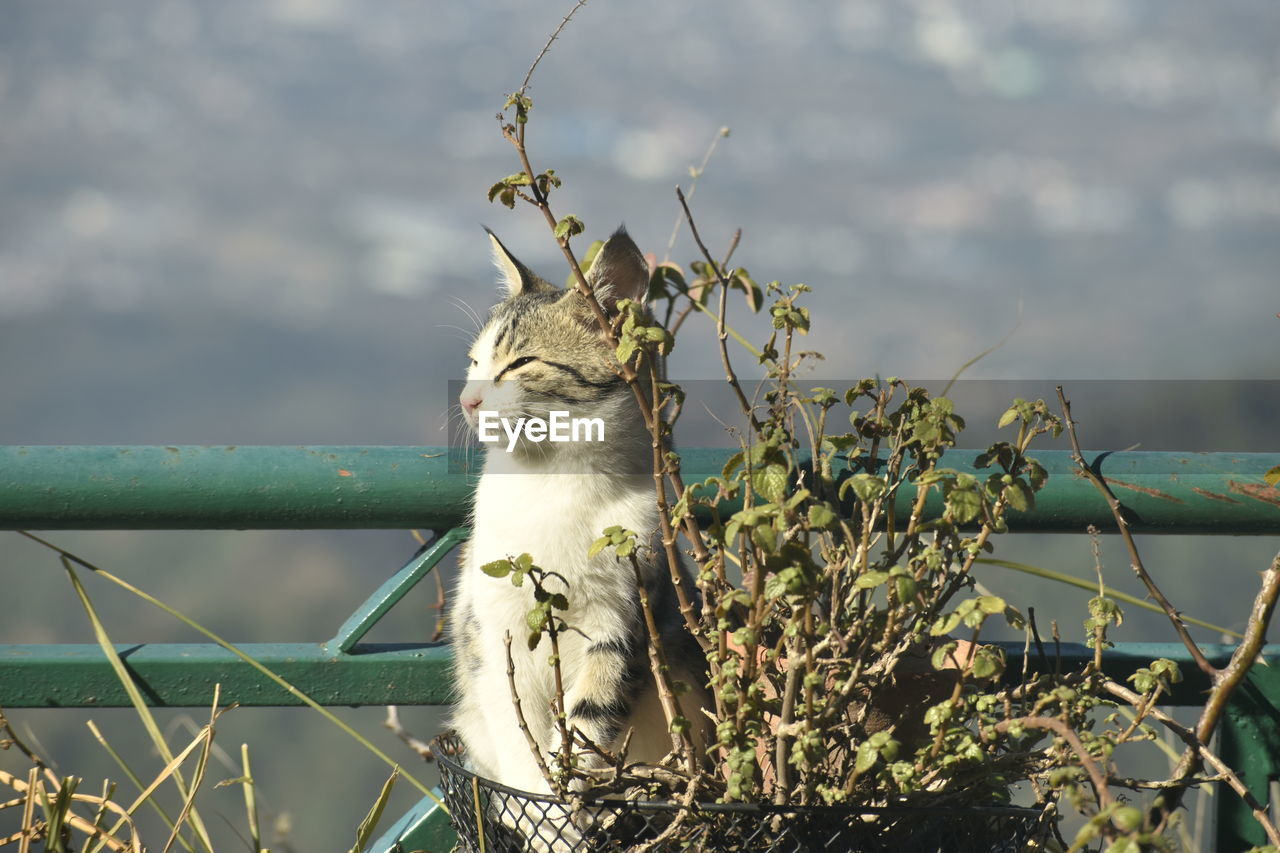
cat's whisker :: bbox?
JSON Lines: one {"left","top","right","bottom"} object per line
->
{"left": 447, "top": 294, "right": 485, "bottom": 331}
{"left": 434, "top": 325, "right": 479, "bottom": 346}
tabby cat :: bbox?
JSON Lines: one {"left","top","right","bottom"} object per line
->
{"left": 450, "top": 227, "right": 709, "bottom": 798}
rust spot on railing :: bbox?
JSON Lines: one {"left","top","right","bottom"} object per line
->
{"left": 1103, "top": 477, "right": 1185, "bottom": 503}
{"left": 1228, "top": 481, "right": 1280, "bottom": 509}
{"left": 1190, "top": 487, "right": 1241, "bottom": 505}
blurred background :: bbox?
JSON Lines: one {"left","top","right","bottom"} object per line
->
{"left": 2, "top": 0, "right": 1277, "bottom": 848}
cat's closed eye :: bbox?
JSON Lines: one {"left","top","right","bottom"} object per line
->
{"left": 497, "top": 356, "right": 538, "bottom": 379}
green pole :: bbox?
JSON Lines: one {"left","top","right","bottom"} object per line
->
{"left": 2, "top": 446, "right": 1278, "bottom": 533}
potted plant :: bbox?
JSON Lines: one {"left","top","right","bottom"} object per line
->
{"left": 430, "top": 21, "right": 1280, "bottom": 853}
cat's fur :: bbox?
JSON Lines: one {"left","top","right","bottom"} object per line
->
{"left": 450, "top": 227, "right": 709, "bottom": 797}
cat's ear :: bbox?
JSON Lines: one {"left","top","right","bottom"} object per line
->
{"left": 584, "top": 226, "right": 650, "bottom": 313}
{"left": 486, "top": 228, "right": 555, "bottom": 297}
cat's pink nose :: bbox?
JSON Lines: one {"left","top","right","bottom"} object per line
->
{"left": 461, "top": 393, "right": 483, "bottom": 419}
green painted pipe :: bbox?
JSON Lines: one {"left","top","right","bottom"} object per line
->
{"left": 0, "top": 446, "right": 1277, "bottom": 533}
{"left": 0, "top": 642, "right": 454, "bottom": 708}
{"left": 0, "top": 639, "right": 1273, "bottom": 710}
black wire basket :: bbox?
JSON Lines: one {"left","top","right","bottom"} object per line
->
{"left": 433, "top": 734, "right": 1050, "bottom": 852}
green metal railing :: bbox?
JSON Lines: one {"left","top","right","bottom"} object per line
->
{"left": 2, "top": 446, "right": 1279, "bottom": 851}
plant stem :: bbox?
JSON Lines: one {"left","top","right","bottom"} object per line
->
{"left": 1055, "top": 387, "right": 1216, "bottom": 679}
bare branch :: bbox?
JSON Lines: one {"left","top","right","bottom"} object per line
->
{"left": 382, "top": 706, "right": 434, "bottom": 762}
{"left": 1056, "top": 386, "right": 1216, "bottom": 679}
{"left": 504, "top": 632, "right": 558, "bottom": 794}
{"left": 1154, "top": 549, "right": 1280, "bottom": 826}
{"left": 518, "top": 0, "right": 590, "bottom": 96}
{"left": 994, "top": 716, "right": 1113, "bottom": 810}
{"left": 1105, "top": 678, "right": 1280, "bottom": 847}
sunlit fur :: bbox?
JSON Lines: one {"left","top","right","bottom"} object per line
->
{"left": 450, "top": 228, "right": 710, "bottom": 799}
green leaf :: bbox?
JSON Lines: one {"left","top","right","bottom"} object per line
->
{"left": 923, "top": 702, "right": 952, "bottom": 727}
{"left": 946, "top": 487, "right": 983, "bottom": 524}
{"left": 931, "top": 641, "right": 958, "bottom": 670}
{"left": 535, "top": 170, "right": 562, "bottom": 196}
{"left": 569, "top": 240, "right": 607, "bottom": 287}
{"left": 930, "top": 612, "right": 963, "bottom": 636}
{"left": 1004, "top": 479, "right": 1034, "bottom": 512}
{"left": 1110, "top": 806, "right": 1143, "bottom": 833}
{"left": 353, "top": 769, "right": 398, "bottom": 852}
{"left": 996, "top": 406, "right": 1019, "bottom": 429}
{"left": 976, "top": 595, "right": 1006, "bottom": 615}
{"left": 1151, "top": 658, "right": 1182, "bottom": 683}
{"left": 854, "top": 570, "right": 889, "bottom": 589}
{"left": 735, "top": 270, "right": 763, "bottom": 313}
{"left": 1026, "top": 459, "right": 1049, "bottom": 490}
{"left": 807, "top": 503, "right": 838, "bottom": 529}
{"left": 526, "top": 601, "right": 550, "bottom": 631}
{"left": 648, "top": 262, "right": 686, "bottom": 301}
{"left": 721, "top": 451, "right": 745, "bottom": 480}
{"left": 855, "top": 740, "right": 879, "bottom": 775}
{"left": 912, "top": 420, "right": 941, "bottom": 445}
{"left": 840, "top": 474, "right": 886, "bottom": 503}
{"left": 751, "top": 523, "right": 777, "bottom": 554}
{"left": 1266, "top": 466, "right": 1280, "bottom": 487}
{"left": 753, "top": 463, "right": 788, "bottom": 504}
{"left": 554, "top": 215, "right": 585, "bottom": 240}
{"left": 481, "top": 559, "right": 512, "bottom": 578}
{"left": 764, "top": 568, "right": 796, "bottom": 600}
{"left": 970, "top": 649, "right": 1002, "bottom": 679}
{"left": 784, "top": 488, "right": 811, "bottom": 511}
{"left": 587, "top": 536, "right": 610, "bottom": 559}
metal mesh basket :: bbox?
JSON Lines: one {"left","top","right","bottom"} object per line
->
{"left": 433, "top": 734, "right": 1049, "bottom": 852}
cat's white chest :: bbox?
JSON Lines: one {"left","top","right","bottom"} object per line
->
{"left": 469, "top": 469, "right": 651, "bottom": 576}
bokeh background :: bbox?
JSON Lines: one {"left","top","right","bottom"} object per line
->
{"left": 2, "top": 1, "right": 1278, "bottom": 848}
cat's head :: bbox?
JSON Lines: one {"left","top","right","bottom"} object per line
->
{"left": 458, "top": 227, "right": 651, "bottom": 450}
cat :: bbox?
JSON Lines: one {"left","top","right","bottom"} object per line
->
{"left": 449, "top": 227, "right": 710, "bottom": 808}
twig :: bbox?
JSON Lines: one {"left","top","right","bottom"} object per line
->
{"left": 411, "top": 529, "right": 449, "bottom": 642}
{"left": 667, "top": 226, "right": 742, "bottom": 343}
{"left": 518, "top": 0, "right": 590, "bottom": 95}
{"left": 1055, "top": 387, "right": 1216, "bottom": 679}
{"left": 663, "top": 127, "right": 730, "bottom": 263}
{"left": 503, "top": 633, "right": 558, "bottom": 794}
{"left": 1105, "top": 678, "right": 1280, "bottom": 848}
{"left": 773, "top": 658, "right": 799, "bottom": 804}
{"left": 1154, "top": 549, "right": 1280, "bottom": 827}
{"left": 1088, "top": 526, "right": 1107, "bottom": 673}
{"left": 628, "top": 553, "right": 696, "bottom": 774}
{"left": 939, "top": 298, "right": 1021, "bottom": 397}
{"left": 663, "top": 269, "right": 760, "bottom": 358}
{"left": 675, "top": 186, "right": 758, "bottom": 429}
{"left": 382, "top": 706, "right": 435, "bottom": 762}
{"left": 499, "top": 104, "right": 710, "bottom": 648}
{"left": 993, "top": 716, "right": 1113, "bottom": 809}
